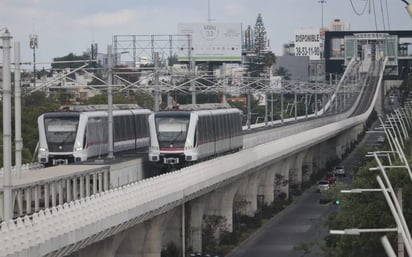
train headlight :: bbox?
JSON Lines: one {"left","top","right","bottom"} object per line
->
{"left": 75, "top": 147, "right": 83, "bottom": 152}
{"left": 39, "top": 147, "right": 48, "bottom": 153}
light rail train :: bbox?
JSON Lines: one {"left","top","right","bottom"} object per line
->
{"left": 37, "top": 105, "right": 151, "bottom": 165}
{"left": 148, "top": 104, "right": 243, "bottom": 167}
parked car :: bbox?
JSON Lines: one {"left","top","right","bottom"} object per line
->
{"left": 324, "top": 173, "right": 337, "bottom": 184}
{"left": 318, "top": 180, "right": 331, "bottom": 192}
{"left": 333, "top": 166, "right": 346, "bottom": 177}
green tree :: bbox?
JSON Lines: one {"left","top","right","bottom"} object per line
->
{"left": 263, "top": 51, "right": 276, "bottom": 72}
{"left": 274, "top": 66, "right": 291, "bottom": 80}
{"left": 322, "top": 160, "right": 411, "bottom": 257}
{"left": 52, "top": 53, "right": 92, "bottom": 70}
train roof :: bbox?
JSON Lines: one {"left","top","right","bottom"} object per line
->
{"left": 153, "top": 108, "right": 241, "bottom": 117}
{"left": 59, "top": 104, "right": 143, "bottom": 112}
{"left": 165, "top": 103, "right": 232, "bottom": 111}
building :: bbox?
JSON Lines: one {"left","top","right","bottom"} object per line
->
{"left": 330, "top": 19, "right": 345, "bottom": 57}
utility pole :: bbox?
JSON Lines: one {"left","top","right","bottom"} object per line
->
{"left": 154, "top": 52, "right": 160, "bottom": 112}
{"left": 107, "top": 45, "right": 114, "bottom": 160}
{"left": 2, "top": 29, "right": 13, "bottom": 221}
{"left": 14, "top": 42, "right": 22, "bottom": 178}
{"left": 29, "top": 34, "right": 38, "bottom": 88}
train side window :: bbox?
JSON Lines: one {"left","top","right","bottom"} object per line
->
{"left": 197, "top": 116, "right": 203, "bottom": 144}
{"left": 83, "top": 126, "right": 87, "bottom": 148}
{"left": 211, "top": 115, "right": 216, "bottom": 140}
{"left": 194, "top": 124, "right": 198, "bottom": 146}
{"left": 127, "top": 115, "right": 133, "bottom": 139}
{"left": 224, "top": 113, "right": 229, "bottom": 139}
{"left": 143, "top": 115, "right": 148, "bottom": 136}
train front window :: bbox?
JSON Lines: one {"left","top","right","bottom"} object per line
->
{"left": 44, "top": 117, "right": 79, "bottom": 148}
{"left": 155, "top": 117, "right": 189, "bottom": 148}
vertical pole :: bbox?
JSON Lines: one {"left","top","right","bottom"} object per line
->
{"left": 264, "top": 91, "right": 268, "bottom": 126}
{"left": 305, "top": 91, "right": 308, "bottom": 119}
{"left": 271, "top": 93, "right": 274, "bottom": 125}
{"left": 14, "top": 42, "right": 22, "bottom": 178}
{"left": 2, "top": 29, "right": 13, "bottom": 221}
{"left": 182, "top": 202, "right": 186, "bottom": 257}
{"left": 107, "top": 45, "right": 114, "bottom": 159}
{"left": 188, "top": 35, "right": 196, "bottom": 105}
{"left": 294, "top": 91, "right": 297, "bottom": 121}
{"left": 154, "top": 52, "right": 160, "bottom": 112}
{"left": 398, "top": 188, "right": 404, "bottom": 257}
{"left": 247, "top": 88, "right": 251, "bottom": 129}
{"left": 315, "top": 92, "right": 318, "bottom": 117}
{"left": 191, "top": 58, "right": 196, "bottom": 105}
{"left": 281, "top": 86, "right": 284, "bottom": 124}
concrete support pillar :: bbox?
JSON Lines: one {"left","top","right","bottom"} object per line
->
{"left": 116, "top": 222, "right": 147, "bottom": 257}
{"left": 259, "top": 165, "right": 277, "bottom": 205}
{"left": 311, "top": 145, "right": 322, "bottom": 173}
{"left": 290, "top": 152, "right": 306, "bottom": 188}
{"left": 141, "top": 211, "right": 176, "bottom": 257}
{"left": 67, "top": 231, "right": 126, "bottom": 257}
{"left": 302, "top": 150, "right": 314, "bottom": 182}
{"left": 277, "top": 158, "right": 292, "bottom": 200}
{"left": 335, "top": 133, "right": 347, "bottom": 160}
{"left": 235, "top": 174, "right": 260, "bottom": 217}
{"left": 116, "top": 210, "right": 177, "bottom": 257}
{"left": 188, "top": 195, "right": 208, "bottom": 253}
{"left": 206, "top": 183, "right": 239, "bottom": 232}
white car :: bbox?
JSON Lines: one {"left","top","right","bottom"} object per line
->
{"left": 333, "top": 166, "right": 346, "bottom": 177}
{"left": 318, "top": 180, "right": 330, "bottom": 192}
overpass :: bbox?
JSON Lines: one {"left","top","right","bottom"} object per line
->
{"left": 0, "top": 51, "right": 407, "bottom": 256}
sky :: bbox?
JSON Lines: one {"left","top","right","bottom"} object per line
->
{"left": 1, "top": 0, "right": 412, "bottom": 68}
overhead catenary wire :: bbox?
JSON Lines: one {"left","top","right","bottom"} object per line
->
{"left": 379, "top": 0, "right": 386, "bottom": 30}
{"left": 385, "top": 0, "right": 391, "bottom": 30}
{"left": 349, "top": 0, "right": 369, "bottom": 16}
{"left": 372, "top": 0, "right": 378, "bottom": 30}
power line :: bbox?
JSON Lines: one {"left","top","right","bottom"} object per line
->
{"left": 379, "top": 0, "right": 386, "bottom": 30}
{"left": 349, "top": 0, "right": 369, "bottom": 16}
{"left": 385, "top": 0, "right": 391, "bottom": 30}
{"left": 372, "top": 0, "right": 378, "bottom": 30}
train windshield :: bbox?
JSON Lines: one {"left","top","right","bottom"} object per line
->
{"left": 44, "top": 117, "right": 79, "bottom": 151}
{"left": 155, "top": 116, "right": 189, "bottom": 148}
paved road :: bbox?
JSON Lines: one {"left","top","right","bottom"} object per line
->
{"left": 226, "top": 116, "right": 388, "bottom": 257}
{"left": 226, "top": 186, "right": 338, "bottom": 257}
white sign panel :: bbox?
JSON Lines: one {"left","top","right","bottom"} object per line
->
{"left": 270, "top": 76, "right": 282, "bottom": 90}
{"left": 177, "top": 23, "right": 242, "bottom": 62}
{"left": 294, "top": 28, "right": 321, "bottom": 60}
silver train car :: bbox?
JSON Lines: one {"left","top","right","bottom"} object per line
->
{"left": 148, "top": 104, "right": 243, "bottom": 166}
{"left": 37, "top": 105, "right": 152, "bottom": 165}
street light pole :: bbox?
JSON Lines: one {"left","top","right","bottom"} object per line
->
{"left": 377, "top": 175, "right": 412, "bottom": 256}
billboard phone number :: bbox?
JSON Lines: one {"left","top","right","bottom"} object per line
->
{"left": 295, "top": 46, "right": 320, "bottom": 57}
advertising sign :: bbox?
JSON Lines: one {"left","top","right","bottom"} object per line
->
{"left": 177, "top": 23, "right": 242, "bottom": 62}
{"left": 294, "top": 28, "right": 321, "bottom": 60}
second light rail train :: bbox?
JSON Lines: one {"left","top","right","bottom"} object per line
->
{"left": 148, "top": 104, "right": 243, "bottom": 167}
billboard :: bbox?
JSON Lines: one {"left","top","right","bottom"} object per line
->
{"left": 294, "top": 28, "right": 321, "bottom": 60}
{"left": 177, "top": 22, "right": 242, "bottom": 62}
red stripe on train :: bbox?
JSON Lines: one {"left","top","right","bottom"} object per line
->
{"left": 160, "top": 147, "right": 184, "bottom": 151}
